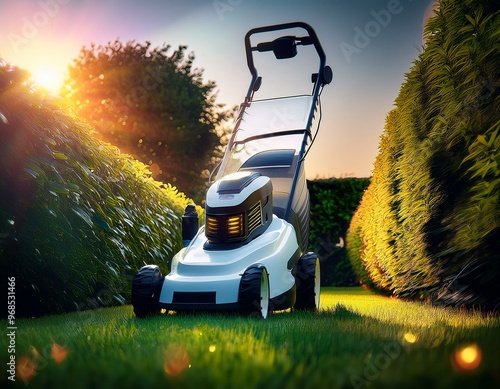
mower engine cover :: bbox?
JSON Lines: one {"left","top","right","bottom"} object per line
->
{"left": 204, "top": 171, "right": 273, "bottom": 249}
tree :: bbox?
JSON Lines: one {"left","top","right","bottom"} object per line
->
{"left": 63, "top": 40, "right": 235, "bottom": 202}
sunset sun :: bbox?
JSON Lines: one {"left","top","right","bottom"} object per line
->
{"left": 31, "top": 66, "right": 63, "bottom": 95}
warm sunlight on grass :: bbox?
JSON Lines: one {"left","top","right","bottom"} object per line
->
{"left": 321, "top": 287, "right": 496, "bottom": 328}
{"left": 2, "top": 288, "right": 498, "bottom": 388}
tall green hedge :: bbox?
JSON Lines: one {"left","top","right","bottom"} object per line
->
{"left": 308, "top": 178, "right": 370, "bottom": 286}
{"left": 0, "top": 64, "right": 200, "bottom": 317}
{"left": 347, "top": 0, "right": 499, "bottom": 309}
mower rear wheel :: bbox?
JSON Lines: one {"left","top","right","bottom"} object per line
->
{"left": 238, "top": 266, "right": 270, "bottom": 319}
{"left": 294, "top": 253, "right": 320, "bottom": 311}
{"left": 131, "top": 265, "right": 164, "bottom": 318}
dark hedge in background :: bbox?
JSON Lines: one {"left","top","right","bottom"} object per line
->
{"left": 307, "top": 178, "right": 370, "bottom": 286}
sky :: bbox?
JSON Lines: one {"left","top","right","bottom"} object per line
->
{"left": 0, "top": 0, "right": 435, "bottom": 179}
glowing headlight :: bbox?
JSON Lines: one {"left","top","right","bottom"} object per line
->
{"left": 204, "top": 172, "right": 273, "bottom": 247}
{"left": 227, "top": 214, "right": 244, "bottom": 237}
{"left": 206, "top": 216, "right": 219, "bottom": 237}
{"left": 205, "top": 213, "right": 244, "bottom": 242}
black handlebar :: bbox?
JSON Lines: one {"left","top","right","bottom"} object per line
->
{"left": 238, "top": 22, "right": 332, "bottom": 223}
{"left": 244, "top": 21, "right": 328, "bottom": 91}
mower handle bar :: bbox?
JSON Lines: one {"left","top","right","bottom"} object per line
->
{"left": 244, "top": 21, "right": 327, "bottom": 92}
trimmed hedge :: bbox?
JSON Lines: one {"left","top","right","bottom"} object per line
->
{"left": 347, "top": 0, "right": 499, "bottom": 309}
{"left": 307, "top": 178, "right": 370, "bottom": 286}
{"left": 0, "top": 64, "right": 201, "bottom": 317}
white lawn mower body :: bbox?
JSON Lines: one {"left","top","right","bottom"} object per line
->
{"left": 132, "top": 22, "right": 332, "bottom": 318}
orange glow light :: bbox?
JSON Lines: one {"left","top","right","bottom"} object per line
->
{"left": 452, "top": 343, "right": 482, "bottom": 371}
{"left": 17, "top": 356, "right": 37, "bottom": 383}
{"left": 51, "top": 342, "right": 68, "bottom": 364}
{"left": 164, "top": 345, "right": 190, "bottom": 377}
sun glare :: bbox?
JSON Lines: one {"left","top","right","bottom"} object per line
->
{"left": 31, "top": 67, "right": 63, "bottom": 95}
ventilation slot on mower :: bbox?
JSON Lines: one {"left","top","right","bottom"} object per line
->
{"left": 247, "top": 201, "right": 262, "bottom": 235}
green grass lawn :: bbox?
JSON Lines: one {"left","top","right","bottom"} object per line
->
{"left": 2, "top": 287, "right": 499, "bottom": 388}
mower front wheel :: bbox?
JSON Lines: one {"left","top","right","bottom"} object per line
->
{"left": 238, "top": 266, "right": 270, "bottom": 319}
{"left": 131, "top": 265, "right": 164, "bottom": 318}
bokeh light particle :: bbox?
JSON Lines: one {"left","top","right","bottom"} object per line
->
{"left": 51, "top": 342, "right": 68, "bottom": 364}
{"left": 404, "top": 332, "right": 418, "bottom": 344}
{"left": 17, "top": 356, "right": 37, "bottom": 383}
{"left": 164, "top": 345, "right": 190, "bottom": 377}
{"left": 452, "top": 343, "right": 482, "bottom": 371}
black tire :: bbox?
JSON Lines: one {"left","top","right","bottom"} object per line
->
{"left": 294, "top": 252, "right": 320, "bottom": 311}
{"left": 238, "top": 266, "right": 270, "bottom": 319}
{"left": 131, "top": 265, "right": 164, "bottom": 318}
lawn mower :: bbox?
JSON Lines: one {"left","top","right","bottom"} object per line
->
{"left": 132, "top": 21, "right": 332, "bottom": 318}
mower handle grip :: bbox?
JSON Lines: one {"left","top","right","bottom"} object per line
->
{"left": 244, "top": 22, "right": 327, "bottom": 83}
{"left": 256, "top": 36, "right": 314, "bottom": 53}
